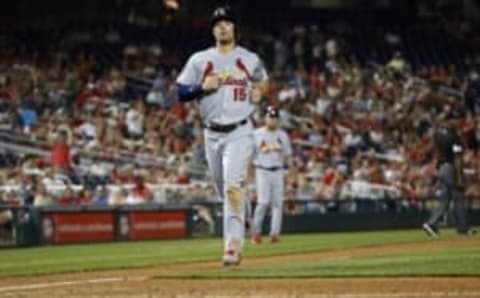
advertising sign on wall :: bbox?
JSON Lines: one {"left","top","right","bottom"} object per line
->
{"left": 42, "top": 212, "right": 115, "bottom": 244}
{"left": 119, "top": 210, "right": 187, "bottom": 240}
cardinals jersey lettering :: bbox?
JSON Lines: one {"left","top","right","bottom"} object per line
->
{"left": 176, "top": 46, "right": 268, "bottom": 125}
{"left": 253, "top": 127, "right": 292, "bottom": 168}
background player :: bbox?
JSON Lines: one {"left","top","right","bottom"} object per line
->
{"left": 251, "top": 106, "right": 292, "bottom": 244}
{"left": 423, "top": 114, "right": 477, "bottom": 238}
{"left": 176, "top": 6, "right": 268, "bottom": 266}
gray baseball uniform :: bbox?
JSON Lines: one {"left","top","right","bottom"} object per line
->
{"left": 177, "top": 46, "right": 268, "bottom": 253}
{"left": 426, "top": 127, "right": 468, "bottom": 233}
{"left": 252, "top": 126, "right": 292, "bottom": 237}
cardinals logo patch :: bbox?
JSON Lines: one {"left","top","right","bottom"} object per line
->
{"left": 260, "top": 140, "right": 283, "bottom": 154}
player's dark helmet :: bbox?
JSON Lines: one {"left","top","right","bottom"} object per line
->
{"left": 210, "top": 5, "right": 236, "bottom": 27}
{"left": 265, "top": 106, "right": 279, "bottom": 118}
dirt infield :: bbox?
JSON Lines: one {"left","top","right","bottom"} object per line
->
{"left": 1, "top": 237, "right": 479, "bottom": 298}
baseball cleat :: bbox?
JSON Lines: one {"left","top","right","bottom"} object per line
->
{"left": 422, "top": 223, "right": 439, "bottom": 238}
{"left": 222, "top": 249, "right": 241, "bottom": 267}
{"left": 270, "top": 235, "right": 280, "bottom": 244}
{"left": 251, "top": 233, "right": 262, "bottom": 245}
{"left": 458, "top": 228, "right": 478, "bottom": 236}
{"left": 468, "top": 228, "right": 478, "bottom": 235}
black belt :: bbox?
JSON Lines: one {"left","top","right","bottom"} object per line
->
{"left": 255, "top": 165, "right": 283, "bottom": 172}
{"left": 204, "top": 119, "right": 248, "bottom": 133}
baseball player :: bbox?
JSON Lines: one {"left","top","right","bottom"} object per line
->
{"left": 176, "top": 6, "right": 268, "bottom": 266}
{"left": 423, "top": 114, "right": 477, "bottom": 238}
{"left": 251, "top": 106, "right": 292, "bottom": 244}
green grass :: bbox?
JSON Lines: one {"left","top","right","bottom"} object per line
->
{"left": 164, "top": 245, "right": 480, "bottom": 279}
{"left": 0, "top": 229, "right": 472, "bottom": 277}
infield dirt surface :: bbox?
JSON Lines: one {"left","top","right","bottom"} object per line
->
{"left": 0, "top": 236, "right": 479, "bottom": 297}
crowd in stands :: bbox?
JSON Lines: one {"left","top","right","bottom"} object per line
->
{"left": 1, "top": 15, "right": 479, "bottom": 211}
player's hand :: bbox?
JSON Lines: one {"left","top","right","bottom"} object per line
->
{"left": 250, "top": 86, "right": 262, "bottom": 103}
{"left": 202, "top": 75, "right": 220, "bottom": 92}
{"left": 246, "top": 163, "right": 255, "bottom": 183}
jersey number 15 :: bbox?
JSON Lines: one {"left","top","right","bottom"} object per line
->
{"left": 233, "top": 87, "right": 246, "bottom": 101}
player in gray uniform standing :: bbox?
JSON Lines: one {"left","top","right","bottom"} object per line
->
{"left": 176, "top": 6, "right": 268, "bottom": 266}
{"left": 251, "top": 106, "right": 292, "bottom": 244}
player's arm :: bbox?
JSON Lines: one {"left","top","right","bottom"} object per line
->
{"left": 246, "top": 157, "right": 256, "bottom": 183}
{"left": 282, "top": 131, "right": 294, "bottom": 169}
{"left": 176, "top": 83, "right": 205, "bottom": 102}
{"left": 251, "top": 81, "right": 269, "bottom": 103}
{"left": 247, "top": 134, "right": 259, "bottom": 182}
{"left": 177, "top": 77, "right": 220, "bottom": 102}
{"left": 250, "top": 56, "right": 269, "bottom": 103}
{"left": 176, "top": 55, "right": 219, "bottom": 102}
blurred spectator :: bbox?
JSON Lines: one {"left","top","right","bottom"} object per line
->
{"left": 0, "top": 14, "right": 479, "bottom": 209}
{"left": 16, "top": 174, "right": 35, "bottom": 205}
{"left": 387, "top": 51, "right": 409, "bottom": 76}
{"left": 464, "top": 72, "right": 480, "bottom": 115}
{"left": 18, "top": 106, "right": 38, "bottom": 134}
{"left": 317, "top": 168, "right": 343, "bottom": 201}
{"left": 41, "top": 168, "right": 67, "bottom": 187}
{"left": 57, "top": 186, "right": 81, "bottom": 205}
{"left": 50, "top": 131, "right": 71, "bottom": 172}
{"left": 125, "top": 100, "right": 145, "bottom": 140}
{"left": 75, "top": 113, "right": 97, "bottom": 146}
{"left": 0, "top": 192, "right": 14, "bottom": 226}
{"left": 125, "top": 176, "right": 152, "bottom": 204}
{"left": 33, "top": 183, "right": 54, "bottom": 206}
{"left": 78, "top": 188, "right": 94, "bottom": 205}
{"left": 108, "top": 187, "right": 126, "bottom": 205}
{"left": 146, "top": 84, "right": 166, "bottom": 107}
{"left": 176, "top": 165, "right": 191, "bottom": 184}
{"left": 91, "top": 185, "right": 109, "bottom": 206}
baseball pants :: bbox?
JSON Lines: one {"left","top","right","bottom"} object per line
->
{"left": 204, "top": 122, "right": 254, "bottom": 253}
{"left": 427, "top": 162, "right": 468, "bottom": 233}
{"left": 253, "top": 168, "right": 284, "bottom": 236}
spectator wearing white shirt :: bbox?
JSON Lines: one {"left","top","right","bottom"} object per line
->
{"left": 125, "top": 100, "right": 145, "bottom": 140}
{"left": 76, "top": 114, "right": 97, "bottom": 143}
{"left": 34, "top": 183, "right": 54, "bottom": 206}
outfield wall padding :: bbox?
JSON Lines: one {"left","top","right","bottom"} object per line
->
{"left": 214, "top": 210, "right": 480, "bottom": 236}
{"left": 13, "top": 205, "right": 194, "bottom": 246}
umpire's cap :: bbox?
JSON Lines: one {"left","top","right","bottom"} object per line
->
{"left": 265, "top": 106, "right": 279, "bottom": 118}
{"left": 210, "top": 5, "right": 236, "bottom": 27}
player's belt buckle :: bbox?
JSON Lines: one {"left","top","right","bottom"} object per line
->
{"left": 205, "top": 119, "right": 248, "bottom": 133}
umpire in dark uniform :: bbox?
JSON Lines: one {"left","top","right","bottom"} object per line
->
{"left": 423, "top": 112, "right": 476, "bottom": 238}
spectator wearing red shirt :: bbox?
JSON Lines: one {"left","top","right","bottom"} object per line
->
{"left": 77, "top": 188, "right": 94, "bottom": 205}
{"left": 176, "top": 165, "right": 191, "bottom": 184}
{"left": 51, "top": 131, "right": 70, "bottom": 172}
{"left": 126, "top": 176, "right": 153, "bottom": 204}
{"left": 57, "top": 187, "right": 82, "bottom": 205}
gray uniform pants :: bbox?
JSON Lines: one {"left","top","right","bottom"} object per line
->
{"left": 204, "top": 122, "right": 254, "bottom": 252}
{"left": 253, "top": 168, "right": 284, "bottom": 236}
{"left": 427, "top": 162, "right": 468, "bottom": 233}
